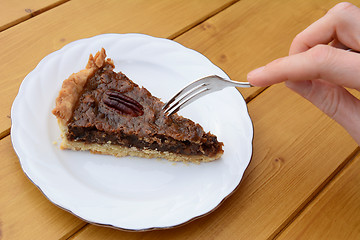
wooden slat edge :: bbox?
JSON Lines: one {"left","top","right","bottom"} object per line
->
{"left": 168, "top": 0, "right": 240, "bottom": 40}
{"left": 0, "top": 128, "right": 10, "bottom": 140}
{"left": 59, "top": 222, "right": 88, "bottom": 240}
{"left": 271, "top": 147, "right": 360, "bottom": 240}
{"left": 0, "top": 0, "right": 70, "bottom": 32}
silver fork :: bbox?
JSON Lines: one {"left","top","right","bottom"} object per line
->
{"left": 162, "top": 75, "right": 253, "bottom": 116}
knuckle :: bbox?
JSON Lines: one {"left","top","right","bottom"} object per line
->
{"left": 289, "top": 33, "right": 308, "bottom": 55}
{"left": 291, "top": 33, "right": 303, "bottom": 46}
{"left": 328, "top": 2, "right": 356, "bottom": 15}
{"left": 308, "top": 44, "right": 333, "bottom": 65}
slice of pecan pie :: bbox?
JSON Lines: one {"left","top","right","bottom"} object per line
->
{"left": 52, "top": 48, "right": 223, "bottom": 163}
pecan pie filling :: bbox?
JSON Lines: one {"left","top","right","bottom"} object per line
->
{"left": 66, "top": 61, "right": 223, "bottom": 157}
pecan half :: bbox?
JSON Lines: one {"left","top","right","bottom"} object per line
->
{"left": 103, "top": 90, "right": 144, "bottom": 117}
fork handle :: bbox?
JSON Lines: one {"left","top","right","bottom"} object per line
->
{"left": 228, "top": 79, "right": 253, "bottom": 88}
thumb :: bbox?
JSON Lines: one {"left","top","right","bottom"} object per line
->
{"left": 286, "top": 80, "right": 360, "bottom": 145}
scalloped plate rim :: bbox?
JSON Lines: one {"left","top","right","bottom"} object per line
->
{"left": 10, "top": 33, "right": 253, "bottom": 231}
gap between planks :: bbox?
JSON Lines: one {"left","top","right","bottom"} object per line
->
{"left": 3, "top": 0, "right": 358, "bottom": 232}
{"left": 57, "top": 0, "right": 252, "bottom": 239}
{"left": 0, "top": 87, "right": 265, "bottom": 142}
{"left": 168, "top": 0, "right": 240, "bottom": 40}
{"left": 0, "top": 0, "right": 247, "bottom": 238}
{"left": 0, "top": 0, "right": 70, "bottom": 32}
{"left": 1, "top": 0, "right": 272, "bottom": 237}
{"left": 0, "top": 128, "right": 10, "bottom": 140}
{"left": 270, "top": 146, "right": 360, "bottom": 240}
{"left": 1, "top": 0, "right": 243, "bottom": 142}
{"left": 62, "top": 222, "right": 89, "bottom": 240}
{"left": 0, "top": 82, "right": 265, "bottom": 142}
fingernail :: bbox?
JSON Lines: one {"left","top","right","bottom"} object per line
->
{"left": 247, "top": 66, "right": 265, "bottom": 79}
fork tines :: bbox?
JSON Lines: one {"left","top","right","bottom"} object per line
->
{"left": 162, "top": 77, "right": 214, "bottom": 116}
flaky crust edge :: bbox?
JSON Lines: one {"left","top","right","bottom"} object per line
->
{"left": 52, "top": 48, "right": 112, "bottom": 125}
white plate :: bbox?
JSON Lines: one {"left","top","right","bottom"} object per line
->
{"left": 11, "top": 33, "right": 253, "bottom": 231}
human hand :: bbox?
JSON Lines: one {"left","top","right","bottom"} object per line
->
{"left": 247, "top": 2, "right": 360, "bottom": 145}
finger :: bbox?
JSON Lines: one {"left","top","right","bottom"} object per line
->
{"left": 330, "top": 38, "right": 348, "bottom": 50}
{"left": 247, "top": 45, "right": 360, "bottom": 89}
{"left": 286, "top": 80, "right": 360, "bottom": 145}
{"left": 289, "top": 2, "right": 360, "bottom": 55}
{"left": 285, "top": 80, "right": 351, "bottom": 118}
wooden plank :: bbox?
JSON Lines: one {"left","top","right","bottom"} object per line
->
{"left": 0, "top": 0, "right": 237, "bottom": 138}
{"left": 0, "top": 0, "right": 68, "bottom": 32}
{"left": 175, "top": 0, "right": 360, "bottom": 102}
{"left": 68, "top": 0, "right": 360, "bottom": 239}
{"left": 67, "top": 87, "right": 358, "bottom": 239}
{"left": 277, "top": 152, "right": 360, "bottom": 240}
{"left": 0, "top": 136, "right": 86, "bottom": 239}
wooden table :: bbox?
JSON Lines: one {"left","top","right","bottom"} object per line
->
{"left": 1, "top": 0, "right": 360, "bottom": 239}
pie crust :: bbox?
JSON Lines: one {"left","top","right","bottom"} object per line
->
{"left": 52, "top": 48, "right": 223, "bottom": 163}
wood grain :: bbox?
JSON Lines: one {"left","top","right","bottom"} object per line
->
{"left": 174, "top": 0, "right": 337, "bottom": 102}
{"left": 3, "top": 0, "right": 360, "bottom": 239}
{"left": 0, "top": 0, "right": 68, "bottom": 32}
{"left": 0, "top": 136, "right": 86, "bottom": 240}
{"left": 67, "top": 84, "right": 358, "bottom": 240}
{"left": 0, "top": 0, "right": 237, "bottom": 137}
{"left": 67, "top": 0, "right": 360, "bottom": 239}
{"left": 277, "top": 152, "right": 360, "bottom": 240}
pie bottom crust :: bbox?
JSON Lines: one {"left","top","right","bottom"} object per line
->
{"left": 58, "top": 122, "right": 222, "bottom": 163}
